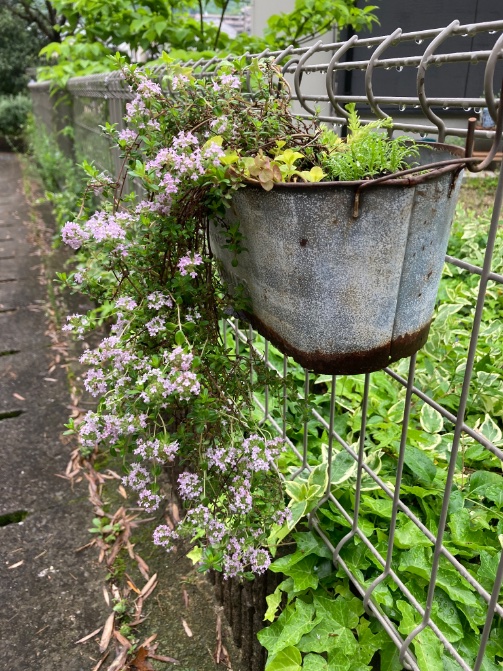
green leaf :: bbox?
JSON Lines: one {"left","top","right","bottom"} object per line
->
{"left": 476, "top": 550, "right": 502, "bottom": 591}
{"left": 449, "top": 508, "right": 498, "bottom": 552}
{"left": 314, "top": 594, "right": 362, "bottom": 629}
{"left": 431, "top": 590, "right": 464, "bottom": 643}
{"left": 264, "top": 588, "right": 283, "bottom": 622}
{"left": 288, "top": 500, "right": 308, "bottom": 529}
{"left": 469, "top": 470, "right": 503, "bottom": 502}
{"left": 394, "top": 517, "right": 433, "bottom": 550}
{"left": 302, "top": 653, "right": 329, "bottom": 671}
{"left": 379, "top": 642, "right": 402, "bottom": 671}
{"left": 420, "top": 404, "right": 444, "bottom": 433}
{"left": 257, "top": 601, "right": 321, "bottom": 657}
{"left": 287, "top": 555, "right": 320, "bottom": 592}
{"left": 292, "top": 531, "right": 332, "bottom": 560}
{"left": 297, "top": 618, "right": 345, "bottom": 654}
{"left": 414, "top": 626, "right": 444, "bottom": 671}
{"left": 298, "top": 595, "right": 363, "bottom": 655}
{"left": 265, "top": 646, "right": 302, "bottom": 671}
{"left": 356, "top": 622, "right": 389, "bottom": 665}
{"left": 186, "top": 546, "right": 202, "bottom": 564}
{"left": 397, "top": 601, "right": 443, "bottom": 671}
{"left": 326, "top": 628, "right": 359, "bottom": 670}
{"left": 361, "top": 497, "right": 393, "bottom": 519}
{"left": 404, "top": 445, "right": 437, "bottom": 484}
{"left": 300, "top": 166, "right": 326, "bottom": 182}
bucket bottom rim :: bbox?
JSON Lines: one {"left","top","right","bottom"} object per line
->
{"left": 239, "top": 312, "right": 431, "bottom": 375}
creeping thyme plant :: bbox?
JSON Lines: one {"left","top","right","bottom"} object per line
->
{"left": 61, "top": 55, "right": 422, "bottom": 580}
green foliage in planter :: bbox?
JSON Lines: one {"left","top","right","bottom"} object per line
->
{"left": 256, "top": 203, "right": 503, "bottom": 670}
{"left": 0, "top": 94, "right": 31, "bottom": 138}
{"left": 318, "top": 104, "right": 420, "bottom": 181}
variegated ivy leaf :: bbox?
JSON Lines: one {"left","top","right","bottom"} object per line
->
{"left": 478, "top": 414, "right": 503, "bottom": 445}
{"left": 420, "top": 403, "right": 444, "bottom": 434}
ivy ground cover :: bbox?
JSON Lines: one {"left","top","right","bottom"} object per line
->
{"left": 252, "top": 196, "right": 503, "bottom": 671}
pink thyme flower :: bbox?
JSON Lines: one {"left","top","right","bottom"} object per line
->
{"left": 177, "top": 253, "right": 203, "bottom": 278}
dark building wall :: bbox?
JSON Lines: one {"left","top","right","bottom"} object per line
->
{"left": 339, "top": 1, "right": 503, "bottom": 114}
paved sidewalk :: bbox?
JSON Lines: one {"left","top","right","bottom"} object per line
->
{"left": 0, "top": 154, "right": 106, "bottom": 671}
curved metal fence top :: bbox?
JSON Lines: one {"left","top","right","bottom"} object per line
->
{"left": 60, "top": 19, "right": 503, "bottom": 143}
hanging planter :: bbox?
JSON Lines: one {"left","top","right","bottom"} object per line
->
{"left": 210, "top": 143, "right": 465, "bottom": 375}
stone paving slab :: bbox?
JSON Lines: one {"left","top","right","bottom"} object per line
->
{"left": 0, "top": 154, "right": 107, "bottom": 671}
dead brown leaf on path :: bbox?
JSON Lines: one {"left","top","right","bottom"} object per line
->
{"left": 181, "top": 619, "right": 193, "bottom": 638}
{"left": 99, "top": 613, "right": 115, "bottom": 653}
{"left": 147, "top": 652, "right": 180, "bottom": 664}
{"left": 126, "top": 646, "right": 155, "bottom": 671}
{"left": 126, "top": 575, "right": 141, "bottom": 595}
{"left": 7, "top": 560, "right": 24, "bottom": 569}
{"left": 91, "top": 651, "right": 110, "bottom": 671}
{"left": 139, "top": 573, "right": 158, "bottom": 599}
{"left": 131, "top": 594, "right": 144, "bottom": 625}
{"left": 12, "top": 392, "right": 25, "bottom": 401}
{"left": 134, "top": 553, "right": 150, "bottom": 581}
{"left": 106, "top": 645, "right": 129, "bottom": 671}
{"left": 170, "top": 502, "right": 180, "bottom": 523}
{"left": 214, "top": 612, "right": 232, "bottom": 669}
{"left": 139, "top": 634, "right": 157, "bottom": 649}
{"left": 75, "top": 626, "right": 103, "bottom": 645}
{"left": 75, "top": 540, "right": 95, "bottom": 553}
{"left": 113, "top": 629, "right": 131, "bottom": 648}
{"left": 126, "top": 540, "right": 136, "bottom": 560}
{"left": 182, "top": 588, "right": 189, "bottom": 609}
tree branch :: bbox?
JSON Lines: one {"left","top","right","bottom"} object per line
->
{"left": 197, "top": 0, "right": 205, "bottom": 48}
{"left": 214, "top": 0, "right": 231, "bottom": 51}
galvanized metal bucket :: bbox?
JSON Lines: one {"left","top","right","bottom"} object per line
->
{"left": 210, "top": 143, "right": 464, "bottom": 374}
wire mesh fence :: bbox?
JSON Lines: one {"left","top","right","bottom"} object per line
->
{"left": 29, "top": 18, "right": 503, "bottom": 671}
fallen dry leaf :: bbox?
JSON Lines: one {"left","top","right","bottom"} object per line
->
{"left": 12, "top": 393, "right": 25, "bottom": 401}
{"left": 181, "top": 619, "right": 193, "bottom": 638}
{"left": 126, "top": 647, "right": 155, "bottom": 671}
{"left": 106, "top": 645, "right": 129, "bottom": 671}
{"left": 99, "top": 613, "right": 115, "bottom": 653}
{"left": 214, "top": 611, "right": 232, "bottom": 669}
{"left": 126, "top": 578, "right": 141, "bottom": 595}
{"left": 91, "top": 651, "right": 109, "bottom": 671}
{"left": 7, "top": 560, "right": 24, "bottom": 569}
{"left": 103, "top": 586, "right": 110, "bottom": 607}
{"left": 118, "top": 485, "right": 128, "bottom": 499}
{"left": 139, "top": 634, "right": 157, "bottom": 649}
{"left": 139, "top": 573, "right": 158, "bottom": 598}
{"left": 134, "top": 553, "right": 150, "bottom": 580}
{"left": 147, "top": 652, "right": 180, "bottom": 664}
{"left": 75, "top": 626, "right": 103, "bottom": 645}
{"left": 114, "top": 629, "right": 131, "bottom": 647}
